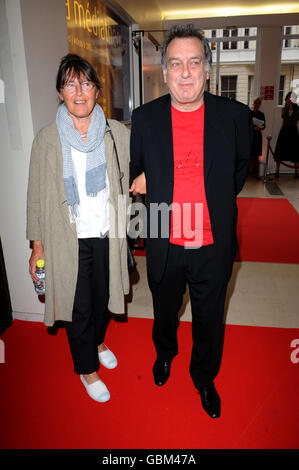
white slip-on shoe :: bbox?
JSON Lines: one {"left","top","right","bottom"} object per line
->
{"left": 80, "top": 375, "right": 110, "bottom": 403}
{"left": 98, "top": 346, "right": 118, "bottom": 369}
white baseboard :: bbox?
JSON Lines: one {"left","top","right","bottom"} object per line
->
{"left": 12, "top": 311, "right": 44, "bottom": 322}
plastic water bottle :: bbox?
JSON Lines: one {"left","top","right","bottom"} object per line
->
{"left": 35, "top": 259, "right": 45, "bottom": 294}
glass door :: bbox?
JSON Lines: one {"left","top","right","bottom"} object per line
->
{"left": 66, "top": 0, "right": 132, "bottom": 120}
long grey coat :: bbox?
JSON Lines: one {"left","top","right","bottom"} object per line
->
{"left": 27, "top": 119, "right": 130, "bottom": 327}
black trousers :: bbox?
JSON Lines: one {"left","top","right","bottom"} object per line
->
{"left": 65, "top": 237, "right": 109, "bottom": 374}
{"left": 148, "top": 243, "right": 227, "bottom": 389}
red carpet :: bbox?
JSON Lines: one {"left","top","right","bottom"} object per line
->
{"left": 236, "top": 198, "right": 299, "bottom": 263}
{"left": 134, "top": 198, "right": 299, "bottom": 264}
{"left": 0, "top": 319, "right": 299, "bottom": 449}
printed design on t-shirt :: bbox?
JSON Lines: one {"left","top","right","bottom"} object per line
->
{"left": 174, "top": 147, "right": 202, "bottom": 174}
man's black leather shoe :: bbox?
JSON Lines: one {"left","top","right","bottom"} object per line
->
{"left": 198, "top": 382, "right": 221, "bottom": 418}
{"left": 153, "top": 360, "right": 171, "bottom": 386}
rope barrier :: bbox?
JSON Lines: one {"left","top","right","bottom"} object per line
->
{"left": 263, "top": 136, "right": 299, "bottom": 183}
{"left": 267, "top": 138, "right": 299, "bottom": 169}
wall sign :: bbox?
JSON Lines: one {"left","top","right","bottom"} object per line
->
{"left": 260, "top": 85, "right": 275, "bottom": 100}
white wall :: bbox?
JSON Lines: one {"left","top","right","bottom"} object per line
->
{"left": 20, "top": 0, "right": 68, "bottom": 134}
{"left": 0, "top": 0, "right": 68, "bottom": 322}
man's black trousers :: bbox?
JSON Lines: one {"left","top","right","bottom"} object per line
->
{"left": 148, "top": 242, "right": 228, "bottom": 389}
{"left": 65, "top": 237, "right": 109, "bottom": 375}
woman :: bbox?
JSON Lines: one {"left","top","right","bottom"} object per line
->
{"left": 274, "top": 91, "right": 299, "bottom": 178}
{"left": 250, "top": 96, "right": 265, "bottom": 178}
{"left": 27, "top": 54, "right": 130, "bottom": 403}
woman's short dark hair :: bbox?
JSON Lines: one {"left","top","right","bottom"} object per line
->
{"left": 161, "top": 24, "right": 212, "bottom": 72}
{"left": 56, "top": 53, "right": 101, "bottom": 92}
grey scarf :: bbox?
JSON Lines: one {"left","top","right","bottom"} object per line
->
{"left": 56, "top": 103, "right": 106, "bottom": 215}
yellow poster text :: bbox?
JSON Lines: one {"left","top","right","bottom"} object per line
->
{"left": 66, "top": 0, "right": 114, "bottom": 44}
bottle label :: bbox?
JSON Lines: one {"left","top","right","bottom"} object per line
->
{"left": 35, "top": 272, "right": 45, "bottom": 294}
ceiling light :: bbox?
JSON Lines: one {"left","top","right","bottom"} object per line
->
{"left": 162, "top": 4, "right": 299, "bottom": 20}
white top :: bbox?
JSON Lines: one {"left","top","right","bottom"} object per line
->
{"left": 71, "top": 146, "right": 110, "bottom": 238}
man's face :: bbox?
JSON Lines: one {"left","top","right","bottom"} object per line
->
{"left": 162, "top": 37, "right": 209, "bottom": 111}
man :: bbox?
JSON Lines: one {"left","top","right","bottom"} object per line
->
{"left": 130, "top": 25, "right": 252, "bottom": 418}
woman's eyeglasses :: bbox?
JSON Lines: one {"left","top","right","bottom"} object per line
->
{"left": 63, "top": 81, "right": 95, "bottom": 94}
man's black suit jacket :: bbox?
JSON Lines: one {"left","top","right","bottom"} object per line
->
{"left": 130, "top": 91, "right": 252, "bottom": 284}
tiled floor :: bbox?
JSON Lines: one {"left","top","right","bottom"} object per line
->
{"left": 240, "top": 174, "right": 299, "bottom": 213}
{"left": 126, "top": 175, "right": 299, "bottom": 329}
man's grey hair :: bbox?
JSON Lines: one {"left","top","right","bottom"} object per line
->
{"left": 161, "top": 24, "right": 212, "bottom": 72}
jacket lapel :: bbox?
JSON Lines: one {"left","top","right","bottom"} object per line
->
{"left": 204, "top": 91, "right": 220, "bottom": 182}
{"left": 56, "top": 140, "right": 78, "bottom": 236}
{"left": 152, "top": 95, "right": 174, "bottom": 202}
{"left": 47, "top": 125, "right": 77, "bottom": 236}
{"left": 104, "top": 124, "right": 115, "bottom": 196}
{"left": 158, "top": 94, "right": 174, "bottom": 180}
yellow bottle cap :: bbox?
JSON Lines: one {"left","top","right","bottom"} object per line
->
{"left": 36, "top": 259, "right": 45, "bottom": 268}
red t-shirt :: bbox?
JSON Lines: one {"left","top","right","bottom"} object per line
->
{"left": 169, "top": 104, "right": 214, "bottom": 247}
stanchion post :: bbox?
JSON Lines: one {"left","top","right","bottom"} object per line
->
{"left": 263, "top": 135, "right": 272, "bottom": 183}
